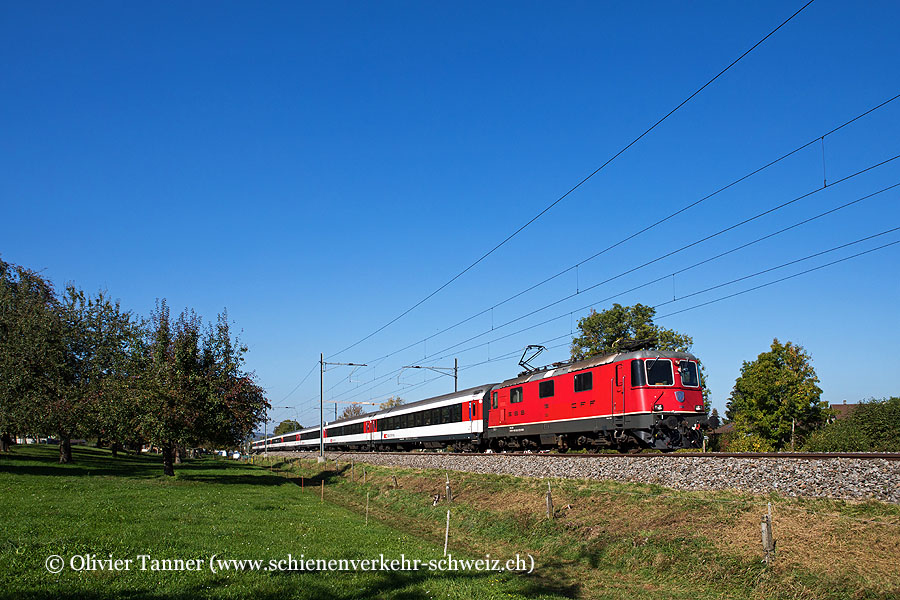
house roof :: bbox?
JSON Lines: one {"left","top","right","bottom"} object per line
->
{"left": 830, "top": 403, "right": 859, "bottom": 420}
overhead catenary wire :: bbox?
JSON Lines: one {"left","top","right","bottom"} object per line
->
{"left": 324, "top": 224, "right": 900, "bottom": 411}
{"left": 299, "top": 179, "right": 900, "bottom": 417}
{"left": 300, "top": 179, "right": 899, "bottom": 421}
{"left": 328, "top": 0, "right": 819, "bottom": 360}
{"left": 358, "top": 93, "right": 900, "bottom": 368}
{"left": 656, "top": 238, "right": 900, "bottom": 319}
{"left": 292, "top": 96, "right": 899, "bottom": 418}
{"left": 296, "top": 92, "right": 900, "bottom": 413}
{"left": 363, "top": 160, "right": 900, "bottom": 368}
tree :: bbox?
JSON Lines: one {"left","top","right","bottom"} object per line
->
{"left": 570, "top": 303, "right": 708, "bottom": 404}
{"left": 340, "top": 404, "right": 365, "bottom": 419}
{"left": 571, "top": 303, "right": 694, "bottom": 359}
{"left": 726, "top": 339, "right": 828, "bottom": 450}
{"left": 379, "top": 396, "right": 404, "bottom": 410}
{"left": 195, "top": 311, "right": 268, "bottom": 453}
{"left": 274, "top": 420, "right": 301, "bottom": 435}
{"left": 137, "top": 301, "right": 203, "bottom": 475}
{"left": 0, "top": 260, "right": 62, "bottom": 452}
{"left": 49, "top": 287, "right": 143, "bottom": 463}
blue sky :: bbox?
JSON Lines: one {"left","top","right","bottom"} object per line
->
{"left": 2, "top": 1, "right": 898, "bottom": 429}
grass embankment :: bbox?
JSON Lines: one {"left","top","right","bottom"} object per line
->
{"left": 0, "top": 446, "right": 562, "bottom": 599}
{"left": 259, "top": 454, "right": 900, "bottom": 600}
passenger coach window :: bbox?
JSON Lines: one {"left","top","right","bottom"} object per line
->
{"left": 646, "top": 359, "right": 674, "bottom": 386}
{"left": 539, "top": 380, "right": 554, "bottom": 399}
{"left": 678, "top": 361, "right": 700, "bottom": 387}
{"left": 510, "top": 387, "right": 523, "bottom": 403}
{"left": 574, "top": 372, "right": 592, "bottom": 392}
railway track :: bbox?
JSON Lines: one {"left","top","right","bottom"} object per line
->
{"left": 269, "top": 450, "right": 900, "bottom": 461}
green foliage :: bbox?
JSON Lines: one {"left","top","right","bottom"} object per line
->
{"left": 805, "top": 397, "right": 900, "bottom": 452}
{"left": 725, "top": 432, "right": 775, "bottom": 452}
{"left": 0, "top": 257, "right": 268, "bottom": 472}
{"left": 379, "top": 396, "right": 404, "bottom": 410}
{"left": 340, "top": 404, "right": 365, "bottom": 418}
{"left": 570, "top": 303, "right": 693, "bottom": 359}
{"left": 273, "top": 419, "right": 301, "bottom": 435}
{"left": 570, "top": 303, "right": 708, "bottom": 404}
{"left": 139, "top": 302, "right": 268, "bottom": 474}
{"left": 0, "top": 259, "right": 64, "bottom": 448}
{"left": 726, "top": 339, "right": 828, "bottom": 450}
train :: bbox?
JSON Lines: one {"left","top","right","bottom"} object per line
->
{"left": 252, "top": 349, "right": 709, "bottom": 454}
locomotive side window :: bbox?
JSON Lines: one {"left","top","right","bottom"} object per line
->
{"left": 574, "top": 372, "right": 593, "bottom": 392}
{"left": 492, "top": 392, "right": 498, "bottom": 409}
{"left": 539, "top": 380, "right": 554, "bottom": 399}
{"left": 510, "top": 387, "right": 523, "bottom": 403}
{"left": 678, "top": 361, "right": 700, "bottom": 387}
{"left": 646, "top": 359, "right": 674, "bottom": 386}
{"left": 631, "top": 360, "right": 647, "bottom": 387}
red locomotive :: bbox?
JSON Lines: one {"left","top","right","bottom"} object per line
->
{"left": 253, "top": 348, "right": 708, "bottom": 453}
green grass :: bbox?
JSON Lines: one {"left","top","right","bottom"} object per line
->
{"left": 0, "top": 446, "right": 567, "bottom": 599}
{"left": 3, "top": 446, "right": 899, "bottom": 600}
{"left": 260, "top": 454, "right": 900, "bottom": 600}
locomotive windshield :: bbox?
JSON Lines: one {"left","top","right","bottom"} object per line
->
{"left": 646, "top": 359, "right": 674, "bottom": 386}
{"left": 678, "top": 361, "right": 700, "bottom": 387}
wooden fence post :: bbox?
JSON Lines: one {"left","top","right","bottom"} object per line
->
{"left": 761, "top": 502, "right": 775, "bottom": 564}
{"left": 444, "top": 509, "right": 451, "bottom": 556}
{"left": 546, "top": 481, "right": 554, "bottom": 519}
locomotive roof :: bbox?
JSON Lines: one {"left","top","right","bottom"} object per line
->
{"left": 495, "top": 349, "right": 698, "bottom": 388}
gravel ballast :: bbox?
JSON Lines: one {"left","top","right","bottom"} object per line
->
{"left": 269, "top": 451, "right": 900, "bottom": 503}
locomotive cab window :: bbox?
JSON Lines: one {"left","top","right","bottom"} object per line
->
{"left": 510, "top": 387, "right": 523, "bottom": 404}
{"left": 631, "top": 360, "right": 647, "bottom": 387}
{"left": 678, "top": 361, "right": 700, "bottom": 387}
{"left": 539, "top": 379, "right": 554, "bottom": 399}
{"left": 491, "top": 392, "right": 498, "bottom": 409}
{"left": 574, "top": 372, "right": 593, "bottom": 392}
{"left": 646, "top": 359, "right": 674, "bottom": 386}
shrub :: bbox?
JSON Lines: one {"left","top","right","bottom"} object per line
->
{"left": 804, "top": 397, "right": 900, "bottom": 452}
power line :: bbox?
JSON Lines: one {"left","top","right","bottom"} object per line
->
{"left": 278, "top": 361, "right": 319, "bottom": 403}
{"left": 654, "top": 226, "right": 900, "bottom": 309}
{"left": 328, "top": 0, "right": 818, "bottom": 360}
{"left": 372, "top": 161, "right": 900, "bottom": 367}
{"left": 657, "top": 238, "right": 900, "bottom": 319}
{"left": 305, "top": 177, "right": 898, "bottom": 413}
{"left": 360, "top": 93, "right": 900, "bottom": 367}
{"left": 329, "top": 227, "right": 899, "bottom": 410}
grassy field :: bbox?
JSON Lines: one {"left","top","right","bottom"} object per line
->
{"left": 260, "top": 454, "right": 900, "bottom": 600}
{"left": 2, "top": 447, "right": 899, "bottom": 599}
{"left": 0, "top": 446, "right": 565, "bottom": 600}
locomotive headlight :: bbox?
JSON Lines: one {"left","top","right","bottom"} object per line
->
{"left": 653, "top": 404, "right": 664, "bottom": 412}
{"left": 695, "top": 405, "right": 704, "bottom": 412}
